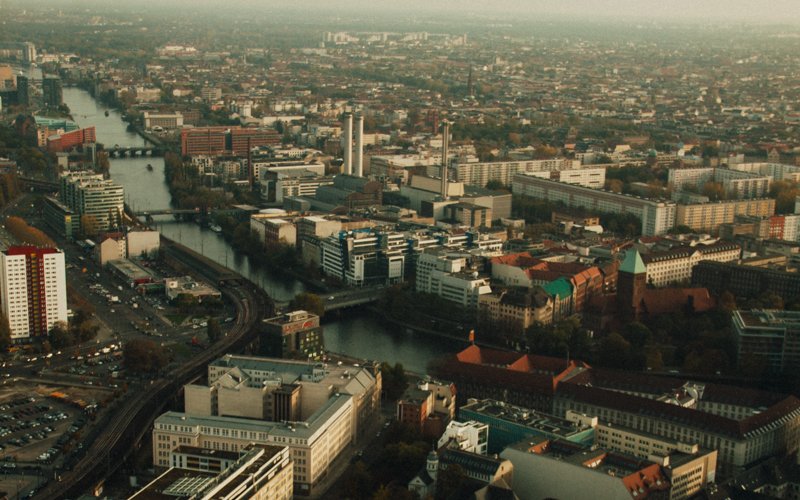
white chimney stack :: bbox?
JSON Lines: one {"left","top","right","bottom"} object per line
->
{"left": 343, "top": 113, "right": 353, "bottom": 175}
{"left": 355, "top": 114, "right": 364, "bottom": 177}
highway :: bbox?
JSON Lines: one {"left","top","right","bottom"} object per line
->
{"left": 33, "top": 241, "right": 271, "bottom": 499}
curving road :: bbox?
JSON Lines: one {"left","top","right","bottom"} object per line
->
{"left": 34, "top": 241, "right": 271, "bottom": 500}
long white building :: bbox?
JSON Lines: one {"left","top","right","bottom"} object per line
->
{"left": 0, "top": 246, "right": 67, "bottom": 342}
{"left": 455, "top": 158, "right": 584, "bottom": 187}
{"left": 638, "top": 241, "right": 740, "bottom": 287}
{"left": 512, "top": 175, "right": 676, "bottom": 236}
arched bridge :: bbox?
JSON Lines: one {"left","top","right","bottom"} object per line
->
{"left": 107, "top": 147, "right": 165, "bottom": 158}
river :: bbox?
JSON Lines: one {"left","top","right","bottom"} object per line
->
{"left": 62, "top": 87, "right": 465, "bottom": 373}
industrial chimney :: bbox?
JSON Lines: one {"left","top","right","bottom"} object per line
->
{"left": 440, "top": 120, "right": 450, "bottom": 199}
{"left": 343, "top": 112, "right": 353, "bottom": 175}
{"left": 354, "top": 114, "right": 364, "bottom": 177}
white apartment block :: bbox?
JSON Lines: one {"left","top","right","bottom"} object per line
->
{"left": 669, "top": 167, "right": 771, "bottom": 199}
{"left": 729, "top": 162, "right": 800, "bottom": 183}
{"left": 639, "top": 242, "right": 740, "bottom": 287}
{"left": 512, "top": 175, "right": 676, "bottom": 236}
{"left": 455, "top": 158, "right": 583, "bottom": 187}
{"left": 0, "top": 247, "right": 67, "bottom": 342}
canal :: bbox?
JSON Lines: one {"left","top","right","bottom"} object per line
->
{"left": 62, "top": 87, "right": 465, "bottom": 373}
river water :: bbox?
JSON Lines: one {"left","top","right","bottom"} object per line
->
{"left": 62, "top": 87, "right": 464, "bottom": 373}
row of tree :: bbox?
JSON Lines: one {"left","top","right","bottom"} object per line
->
{"left": 5, "top": 216, "right": 57, "bottom": 247}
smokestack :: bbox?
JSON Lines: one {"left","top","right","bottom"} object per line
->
{"left": 354, "top": 114, "right": 364, "bottom": 177}
{"left": 343, "top": 112, "right": 353, "bottom": 175}
{"left": 441, "top": 120, "right": 450, "bottom": 199}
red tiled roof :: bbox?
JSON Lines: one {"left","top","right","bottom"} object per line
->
{"left": 641, "top": 288, "right": 715, "bottom": 315}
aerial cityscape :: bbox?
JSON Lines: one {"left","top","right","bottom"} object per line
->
{"left": 1, "top": 0, "right": 800, "bottom": 498}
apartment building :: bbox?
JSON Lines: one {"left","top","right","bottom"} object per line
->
{"left": 437, "top": 420, "right": 489, "bottom": 455}
{"left": 668, "top": 166, "right": 770, "bottom": 199}
{"left": 512, "top": 175, "right": 676, "bottom": 236}
{"left": 0, "top": 246, "right": 67, "bottom": 342}
{"left": 396, "top": 379, "right": 457, "bottom": 438}
{"left": 731, "top": 309, "right": 800, "bottom": 373}
{"left": 729, "top": 162, "right": 800, "bottom": 183}
{"left": 520, "top": 167, "right": 606, "bottom": 189}
{"left": 455, "top": 158, "right": 582, "bottom": 187}
{"left": 639, "top": 242, "right": 740, "bottom": 287}
{"left": 675, "top": 199, "right": 775, "bottom": 233}
{"left": 478, "top": 287, "right": 555, "bottom": 333}
{"left": 261, "top": 310, "right": 324, "bottom": 361}
{"left": 59, "top": 171, "right": 124, "bottom": 233}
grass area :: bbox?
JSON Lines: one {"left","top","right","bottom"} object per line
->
{"left": 164, "top": 314, "right": 189, "bottom": 326}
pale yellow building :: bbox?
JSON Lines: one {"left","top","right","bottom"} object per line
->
{"left": 675, "top": 199, "right": 775, "bottom": 233}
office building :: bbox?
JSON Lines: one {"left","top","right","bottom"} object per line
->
{"left": 691, "top": 260, "right": 800, "bottom": 299}
{"left": 16, "top": 75, "right": 29, "bottom": 107}
{"left": 180, "top": 127, "right": 228, "bottom": 156}
{"left": 230, "top": 128, "right": 280, "bottom": 156}
{"left": 42, "top": 76, "right": 63, "bottom": 108}
{"left": 459, "top": 399, "right": 595, "bottom": 453}
{"left": 313, "top": 175, "right": 382, "bottom": 211}
{"left": 415, "top": 249, "right": 491, "bottom": 308}
{"left": 161, "top": 355, "right": 381, "bottom": 495}
{"left": 553, "top": 371, "right": 800, "bottom": 474}
{"left": 502, "top": 437, "right": 714, "bottom": 500}
{"left": 442, "top": 202, "right": 492, "bottom": 228}
{"left": 59, "top": 171, "right": 124, "bottom": 234}
{"left": 143, "top": 111, "right": 184, "bottom": 130}
{"left": 42, "top": 196, "right": 77, "bottom": 240}
{"left": 675, "top": 199, "right": 775, "bottom": 233}
{"left": 0, "top": 246, "right": 67, "bottom": 342}
{"left": 260, "top": 310, "right": 324, "bottom": 361}
{"left": 46, "top": 127, "right": 96, "bottom": 153}
{"left": 731, "top": 309, "right": 800, "bottom": 373}
{"left": 512, "top": 175, "right": 676, "bottom": 236}
{"left": 133, "top": 444, "right": 292, "bottom": 500}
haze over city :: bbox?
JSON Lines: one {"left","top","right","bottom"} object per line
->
{"left": 0, "top": 0, "right": 799, "bottom": 498}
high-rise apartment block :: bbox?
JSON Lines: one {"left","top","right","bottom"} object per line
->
{"left": 59, "top": 172, "right": 124, "bottom": 234}
{"left": 0, "top": 246, "right": 67, "bottom": 342}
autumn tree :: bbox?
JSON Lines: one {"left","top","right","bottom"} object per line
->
{"left": 124, "top": 339, "right": 169, "bottom": 374}
{"left": 5, "top": 216, "right": 56, "bottom": 247}
{"left": 289, "top": 292, "right": 324, "bottom": 317}
{"left": 0, "top": 313, "right": 11, "bottom": 352}
{"left": 80, "top": 214, "right": 100, "bottom": 237}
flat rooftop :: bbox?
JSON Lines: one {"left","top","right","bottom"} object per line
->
{"left": 461, "top": 399, "right": 589, "bottom": 438}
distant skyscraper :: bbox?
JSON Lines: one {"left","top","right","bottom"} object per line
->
{"left": 42, "top": 76, "right": 63, "bottom": 108}
{"left": 0, "top": 246, "right": 67, "bottom": 342}
{"left": 16, "top": 75, "right": 29, "bottom": 106}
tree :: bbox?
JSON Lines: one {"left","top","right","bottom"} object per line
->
{"left": 598, "top": 332, "right": 632, "bottom": 368}
{"left": 701, "top": 181, "right": 726, "bottom": 201}
{"left": 485, "top": 180, "right": 508, "bottom": 191}
{"left": 289, "top": 292, "right": 324, "bottom": 317}
{"left": 48, "top": 321, "right": 73, "bottom": 348}
{"left": 207, "top": 318, "right": 221, "bottom": 343}
{"left": 381, "top": 362, "right": 408, "bottom": 401}
{"left": 0, "top": 313, "right": 10, "bottom": 352}
{"left": 80, "top": 214, "right": 100, "bottom": 237}
{"left": 124, "top": 339, "right": 169, "bottom": 374}
{"left": 436, "top": 463, "right": 468, "bottom": 500}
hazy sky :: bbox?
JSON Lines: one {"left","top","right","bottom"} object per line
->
{"left": 160, "top": 0, "right": 800, "bottom": 23}
{"left": 21, "top": 0, "right": 800, "bottom": 24}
